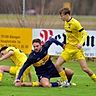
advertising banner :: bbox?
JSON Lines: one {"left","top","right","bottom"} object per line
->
{"left": 0, "top": 28, "right": 32, "bottom": 54}
{"left": 33, "top": 29, "right": 96, "bottom": 57}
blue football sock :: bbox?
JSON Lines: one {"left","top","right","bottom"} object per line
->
{"left": 51, "top": 82, "right": 59, "bottom": 87}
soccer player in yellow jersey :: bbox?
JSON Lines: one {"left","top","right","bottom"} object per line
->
{"left": 0, "top": 46, "right": 32, "bottom": 83}
{"left": 55, "top": 8, "right": 96, "bottom": 87}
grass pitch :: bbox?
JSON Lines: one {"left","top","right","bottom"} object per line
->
{"left": 0, "top": 59, "right": 96, "bottom": 96}
{"left": 0, "top": 15, "right": 96, "bottom": 30}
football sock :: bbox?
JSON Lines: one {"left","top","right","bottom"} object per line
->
{"left": 0, "top": 73, "right": 3, "bottom": 81}
{"left": 51, "top": 82, "right": 59, "bottom": 87}
{"left": 59, "top": 70, "right": 68, "bottom": 81}
{"left": 32, "top": 81, "right": 39, "bottom": 87}
{"left": 68, "top": 75, "right": 73, "bottom": 83}
{"left": 90, "top": 74, "right": 96, "bottom": 81}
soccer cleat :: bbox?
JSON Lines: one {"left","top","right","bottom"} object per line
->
{"left": 60, "top": 80, "right": 70, "bottom": 87}
{"left": 56, "top": 80, "right": 62, "bottom": 86}
{"left": 90, "top": 74, "right": 96, "bottom": 82}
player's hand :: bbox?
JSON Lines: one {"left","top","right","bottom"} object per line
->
{"left": 14, "top": 79, "right": 22, "bottom": 87}
{"left": 77, "top": 44, "right": 82, "bottom": 49}
{"left": 14, "top": 79, "right": 20, "bottom": 83}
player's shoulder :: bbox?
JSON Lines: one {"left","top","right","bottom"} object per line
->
{"left": 71, "top": 18, "right": 81, "bottom": 26}
{"left": 6, "top": 47, "right": 15, "bottom": 52}
{"left": 71, "top": 18, "right": 80, "bottom": 23}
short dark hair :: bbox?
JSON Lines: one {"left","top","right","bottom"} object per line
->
{"left": 0, "top": 46, "right": 8, "bottom": 53}
{"left": 59, "top": 8, "right": 70, "bottom": 15}
{"left": 32, "top": 38, "right": 41, "bottom": 44}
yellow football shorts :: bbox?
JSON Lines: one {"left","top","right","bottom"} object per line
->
{"left": 9, "top": 66, "right": 30, "bottom": 81}
{"left": 9, "top": 66, "right": 19, "bottom": 75}
{"left": 60, "top": 44, "right": 85, "bottom": 61}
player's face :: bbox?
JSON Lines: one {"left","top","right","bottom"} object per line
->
{"left": 60, "top": 13, "right": 68, "bottom": 21}
{"left": 33, "top": 42, "right": 42, "bottom": 52}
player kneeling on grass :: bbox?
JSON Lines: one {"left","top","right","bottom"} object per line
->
{"left": 15, "top": 67, "right": 75, "bottom": 87}
{"left": 15, "top": 38, "right": 75, "bottom": 88}
{"left": 0, "top": 46, "right": 32, "bottom": 83}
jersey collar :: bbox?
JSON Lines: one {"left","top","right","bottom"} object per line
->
{"left": 67, "top": 17, "right": 72, "bottom": 22}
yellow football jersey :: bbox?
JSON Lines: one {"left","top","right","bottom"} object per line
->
{"left": 6, "top": 47, "right": 27, "bottom": 66}
{"left": 64, "top": 17, "right": 88, "bottom": 46}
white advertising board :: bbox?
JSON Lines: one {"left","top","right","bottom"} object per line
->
{"left": 33, "top": 29, "right": 96, "bottom": 57}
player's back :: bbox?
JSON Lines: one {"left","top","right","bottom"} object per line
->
{"left": 6, "top": 47, "right": 27, "bottom": 66}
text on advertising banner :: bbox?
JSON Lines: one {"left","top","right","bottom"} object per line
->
{"left": 0, "top": 28, "right": 32, "bottom": 54}
{"left": 33, "top": 29, "right": 96, "bottom": 57}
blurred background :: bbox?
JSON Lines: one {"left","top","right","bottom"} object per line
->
{"left": 0, "top": 0, "right": 96, "bottom": 29}
{"left": 0, "top": 0, "right": 96, "bottom": 15}
{"left": 0, "top": 0, "right": 96, "bottom": 78}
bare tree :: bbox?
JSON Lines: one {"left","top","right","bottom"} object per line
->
{"left": 0, "top": 0, "right": 96, "bottom": 15}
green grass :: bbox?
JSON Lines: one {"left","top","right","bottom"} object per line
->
{"left": 0, "top": 14, "right": 96, "bottom": 29}
{"left": 0, "top": 59, "right": 96, "bottom": 96}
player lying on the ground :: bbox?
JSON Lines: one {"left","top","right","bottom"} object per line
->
{"left": 15, "top": 38, "right": 74, "bottom": 87}
{"left": 0, "top": 46, "right": 32, "bottom": 83}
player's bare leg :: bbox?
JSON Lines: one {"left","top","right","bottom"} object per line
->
{"left": 79, "top": 59, "right": 96, "bottom": 81}
{"left": 0, "top": 65, "right": 10, "bottom": 82}
{"left": 55, "top": 56, "right": 70, "bottom": 87}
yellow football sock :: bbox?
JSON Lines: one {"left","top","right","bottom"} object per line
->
{"left": 90, "top": 74, "right": 96, "bottom": 81}
{"left": 0, "top": 73, "right": 3, "bottom": 81}
{"left": 32, "top": 81, "right": 39, "bottom": 87}
{"left": 59, "top": 70, "right": 68, "bottom": 81}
